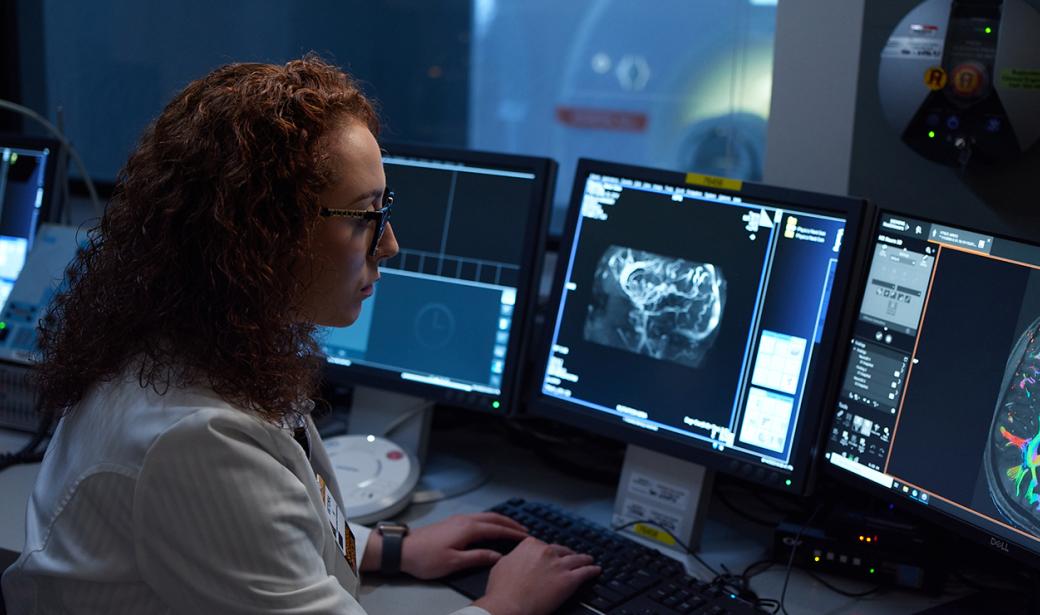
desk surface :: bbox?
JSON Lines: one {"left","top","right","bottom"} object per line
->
{"left": 0, "top": 425, "right": 970, "bottom": 614}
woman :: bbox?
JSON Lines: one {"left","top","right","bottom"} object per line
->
{"left": 2, "top": 57, "right": 599, "bottom": 614}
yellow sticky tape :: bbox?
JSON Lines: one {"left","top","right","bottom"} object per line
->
{"left": 684, "top": 172, "right": 742, "bottom": 192}
{"left": 632, "top": 523, "right": 677, "bottom": 546}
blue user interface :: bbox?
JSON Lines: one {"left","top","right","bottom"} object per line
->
{"left": 319, "top": 154, "right": 539, "bottom": 398}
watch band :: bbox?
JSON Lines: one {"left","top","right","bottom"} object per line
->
{"left": 377, "top": 521, "right": 408, "bottom": 575}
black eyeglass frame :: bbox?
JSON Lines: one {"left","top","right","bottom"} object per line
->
{"left": 319, "top": 190, "right": 394, "bottom": 256}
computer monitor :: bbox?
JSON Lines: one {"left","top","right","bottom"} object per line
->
{"left": 318, "top": 143, "right": 556, "bottom": 416}
{"left": 823, "top": 210, "right": 1040, "bottom": 568}
{"left": 534, "top": 158, "right": 869, "bottom": 495}
{"left": 0, "top": 135, "right": 63, "bottom": 313}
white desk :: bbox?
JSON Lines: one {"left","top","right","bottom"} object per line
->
{"left": 0, "top": 426, "right": 971, "bottom": 614}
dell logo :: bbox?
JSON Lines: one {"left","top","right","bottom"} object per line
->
{"left": 989, "top": 537, "right": 1009, "bottom": 553}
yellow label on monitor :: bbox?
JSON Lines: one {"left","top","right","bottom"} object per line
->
{"left": 632, "top": 523, "right": 677, "bottom": 546}
{"left": 684, "top": 172, "right": 742, "bottom": 192}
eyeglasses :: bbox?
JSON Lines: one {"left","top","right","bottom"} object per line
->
{"left": 319, "top": 189, "right": 394, "bottom": 256}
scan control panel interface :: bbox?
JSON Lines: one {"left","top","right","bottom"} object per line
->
{"left": 542, "top": 167, "right": 848, "bottom": 477}
{"left": 825, "top": 213, "right": 1040, "bottom": 559}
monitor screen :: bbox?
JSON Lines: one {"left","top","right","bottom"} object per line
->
{"left": 824, "top": 211, "right": 1040, "bottom": 565}
{"left": 318, "top": 144, "right": 556, "bottom": 413}
{"left": 534, "top": 159, "right": 867, "bottom": 491}
{"left": 0, "top": 136, "right": 61, "bottom": 314}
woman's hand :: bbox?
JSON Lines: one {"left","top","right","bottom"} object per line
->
{"left": 397, "top": 512, "right": 529, "bottom": 580}
{"left": 473, "top": 537, "right": 601, "bottom": 615}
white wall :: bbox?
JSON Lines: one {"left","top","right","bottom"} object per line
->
{"left": 764, "top": 0, "right": 866, "bottom": 195}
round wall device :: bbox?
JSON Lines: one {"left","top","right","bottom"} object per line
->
{"left": 878, "top": 0, "right": 1040, "bottom": 167}
{"left": 324, "top": 434, "right": 421, "bottom": 525}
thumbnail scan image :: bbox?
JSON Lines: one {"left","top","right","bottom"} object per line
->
{"left": 584, "top": 246, "right": 726, "bottom": 369}
{"left": 985, "top": 315, "right": 1040, "bottom": 537}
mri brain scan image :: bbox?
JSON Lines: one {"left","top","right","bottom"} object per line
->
{"left": 584, "top": 246, "right": 726, "bottom": 369}
{"left": 985, "top": 316, "right": 1040, "bottom": 537}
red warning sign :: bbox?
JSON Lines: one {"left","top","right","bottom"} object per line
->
{"left": 556, "top": 106, "right": 648, "bottom": 132}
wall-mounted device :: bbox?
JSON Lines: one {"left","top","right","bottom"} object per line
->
{"left": 878, "top": 0, "right": 1040, "bottom": 168}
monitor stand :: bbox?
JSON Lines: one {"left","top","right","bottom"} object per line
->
{"left": 347, "top": 386, "right": 488, "bottom": 505}
{"left": 612, "top": 445, "right": 714, "bottom": 554}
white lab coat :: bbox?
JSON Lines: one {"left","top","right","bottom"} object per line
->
{"left": 2, "top": 371, "right": 489, "bottom": 615}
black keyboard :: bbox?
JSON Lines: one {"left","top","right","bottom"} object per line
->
{"left": 443, "top": 498, "right": 762, "bottom": 614}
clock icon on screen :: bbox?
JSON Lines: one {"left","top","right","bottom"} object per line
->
{"left": 414, "top": 303, "right": 455, "bottom": 349}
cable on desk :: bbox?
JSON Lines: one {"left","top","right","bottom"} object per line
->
{"left": 610, "top": 518, "right": 720, "bottom": 579}
{"left": 775, "top": 500, "right": 825, "bottom": 615}
{"left": 803, "top": 569, "right": 882, "bottom": 598}
{"left": 742, "top": 559, "right": 775, "bottom": 580}
{"left": 711, "top": 559, "right": 776, "bottom": 607}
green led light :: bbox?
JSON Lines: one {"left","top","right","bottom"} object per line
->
{"left": 985, "top": 26, "right": 992, "bottom": 34}
{"left": 0, "top": 321, "right": 6, "bottom": 330}
{"left": 785, "top": 479, "right": 792, "bottom": 486}
{"left": 927, "top": 130, "right": 936, "bottom": 138}
{"left": 491, "top": 400, "right": 501, "bottom": 409}
{"left": 869, "top": 567, "right": 876, "bottom": 574}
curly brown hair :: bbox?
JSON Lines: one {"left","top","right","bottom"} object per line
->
{"left": 35, "top": 56, "right": 380, "bottom": 421}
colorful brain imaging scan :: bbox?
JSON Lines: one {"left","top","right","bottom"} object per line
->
{"left": 986, "top": 316, "right": 1040, "bottom": 536}
{"left": 583, "top": 246, "right": 726, "bottom": 369}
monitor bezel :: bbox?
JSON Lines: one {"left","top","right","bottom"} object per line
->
{"left": 0, "top": 133, "right": 64, "bottom": 227}
{"left": 321, "top": 141, "right": 557, "bottom": 415}
{"left": 822, "top": 206, "right": 1040, "bottom": 571}
{"left": 529, "top": 158, "right": 870, "bottom": 494}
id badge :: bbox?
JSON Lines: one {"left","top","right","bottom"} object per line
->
{"left": 316, "top": 472, "right": 356, "bottom": 573}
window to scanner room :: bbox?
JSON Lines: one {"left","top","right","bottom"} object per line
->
{"left": 22, "top": 0, "right": 777, "bottom": 234}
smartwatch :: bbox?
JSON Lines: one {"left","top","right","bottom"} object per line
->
{"left": 376, "top": 520, "right": 409, "bottom": 575}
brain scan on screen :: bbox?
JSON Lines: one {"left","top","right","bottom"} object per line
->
{"left": 583, "top": 246, "right": 726, "bottom": 369}
{"left": 986, "top": 316, "right": 1040, "bottom": 536}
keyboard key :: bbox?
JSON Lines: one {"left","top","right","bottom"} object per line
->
{"left": 588, "top": 596, "right": 612, "bottom": 611}
{"left": 592, "top": 583, "right": 625, "bottom": 604}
